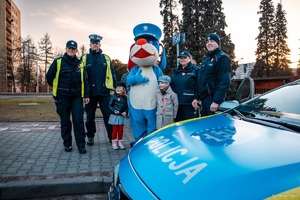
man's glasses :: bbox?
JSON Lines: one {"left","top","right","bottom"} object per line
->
{"left": 91, "top": 42, "right": 100, "bottom": 45}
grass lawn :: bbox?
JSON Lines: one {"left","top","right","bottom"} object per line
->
{"left": 0, "top": 97, "right": 102, "bottom": 121}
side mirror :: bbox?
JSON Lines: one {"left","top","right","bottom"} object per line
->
{"left": 235, "top": 76, "right": 255, "bottom": 103}
{"left": 219, "top": 100, "right": 239, "bottom": 111}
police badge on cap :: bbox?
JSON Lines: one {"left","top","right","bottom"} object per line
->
{"left": 89, "top": 34, "right": 103, "bottom": 43}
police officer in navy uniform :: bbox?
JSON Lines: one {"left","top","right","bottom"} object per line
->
{"left": 46, "top": 40, "right": 90, "bottom": 154}
{"left": 170, "top": 51, "right": 200, "bottom": 121}
{"left": 82, "top": 34, "right": 117, "bottom": 145}
{"left": 192, "top": 33, "right": 231, "bottom": 116}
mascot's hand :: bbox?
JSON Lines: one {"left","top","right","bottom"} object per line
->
{"left": 135, "top": 74, "right": 149, "bottom": 85}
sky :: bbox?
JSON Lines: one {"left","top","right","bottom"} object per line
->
{"left": 13, "top": 0, "right": 300, "bottom": 67}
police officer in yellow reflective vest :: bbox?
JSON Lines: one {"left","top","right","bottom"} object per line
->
{"left": 46, "top": 40, "right": 90, "bottom": 154}
{"left": 81, "top": 34, "right": 117, "bottom": 145}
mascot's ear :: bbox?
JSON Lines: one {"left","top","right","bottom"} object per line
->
{"left": 158, "top": 43, "right": 167, "bottom": 70}
{"left": 127, "top": 43, "right": 136, "bottom": 71}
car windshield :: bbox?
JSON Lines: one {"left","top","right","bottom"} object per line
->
{"left": 233, "top": 80, "right": 300, "bottom": 131}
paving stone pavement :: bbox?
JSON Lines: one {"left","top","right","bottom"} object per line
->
{"left": 0, "top": 119, "right": 133, "bottom": 199}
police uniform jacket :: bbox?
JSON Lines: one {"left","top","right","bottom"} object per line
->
{"left": 170, "top": 62, "right": 200, "bottom": 105}
{"left": 196, "top": 48, "right": 231, "bottom": 104}
{"left": 46, "top": 53, "right": 89, "bottom": 99}
{"left": 85, "top": 49, "right": 117, "bottom": 97}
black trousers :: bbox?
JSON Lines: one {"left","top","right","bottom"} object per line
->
{"left": 85, "top": 95, "right": 112, "bottom": 141}
{"left": 55, "top": 96, "right": 86, "bottom": 149}
{"left": 175, "top": 104, "right": 198, "bottom": 122}
{"left": 200, "top": 96, "right": 216, "bottom": 117}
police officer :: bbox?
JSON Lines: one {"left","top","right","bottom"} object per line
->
{"left": 82, "top": 34, "right": 117, "bottom": 145}
{"left": 170, "top": 51, "right": 200, "bottom": 121}
{"left": 46, "top": 40, "right": 90, "bottom": 154}
{"left": 192, "top": 33, "right": 231, "bottom": 116}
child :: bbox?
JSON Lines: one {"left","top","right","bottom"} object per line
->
{"left": 108, "top": 82, "right": 128, "bottom": 150}
{"left": 156, "top": 75, "right": 179, "bottom": 129}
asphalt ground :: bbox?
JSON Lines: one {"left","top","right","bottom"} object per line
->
{"left": 0, "top": 119, "right": 133, "bottom": 199}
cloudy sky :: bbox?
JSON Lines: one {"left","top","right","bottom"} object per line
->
{"left": 13, "top": 0, "right": 300, "bottom": 67}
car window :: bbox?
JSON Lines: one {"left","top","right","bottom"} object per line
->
{"left": 236, "top": 83, "right": 300, "bottom": 126}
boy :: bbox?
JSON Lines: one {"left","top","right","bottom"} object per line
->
{"left": 156, "top": 75, "right": 179, "bottom": 129}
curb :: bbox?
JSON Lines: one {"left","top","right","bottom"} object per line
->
{"left": 0, "top": 176, "right": 112, "bottom": 199}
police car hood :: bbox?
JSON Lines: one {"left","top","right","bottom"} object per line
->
{"left": 124, "top": 114, "right": 300, "bottom": 199}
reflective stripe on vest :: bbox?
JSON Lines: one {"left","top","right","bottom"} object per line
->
{"left": 52, "top": 58, "right": 85, "bottom": 97}
{"left": 82, "top": 54, "right": 114, "bottom": 89}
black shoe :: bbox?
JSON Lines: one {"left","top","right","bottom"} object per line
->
{"left": 65, "top": 146, "right": 72, "bottom": 152}
{"left": 87, "top": 137, "right": 94, "bottom": 146}
{"left": 79, "top": 147, "right": 87, "bottom": 154}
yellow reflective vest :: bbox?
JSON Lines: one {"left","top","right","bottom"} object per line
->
{"left": 52, "top": 58, "right": 85, "bottom": 97}
{"left": 81, "top": 54, "right": 114, "bottom": 89}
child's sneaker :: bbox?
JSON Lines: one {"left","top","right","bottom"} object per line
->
{"left": 118, "top": 140, "right": 125, "bottom": 150}
{"left": 112, "top": 141, "right": 119, "bottom": 150}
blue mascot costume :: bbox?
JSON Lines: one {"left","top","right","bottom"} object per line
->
{"left": 127, "top": 23, "right": 166, "bottom": 146}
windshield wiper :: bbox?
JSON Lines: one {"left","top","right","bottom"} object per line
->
{"left": 252, "top": 117, "right": 300, "bottom": 131}
{"left": 232, "top": 109, "right": 295, "bottom": 132}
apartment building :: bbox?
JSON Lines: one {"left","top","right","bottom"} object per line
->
{"left": 0, "top": 0, "right": 21, "bottom": 92}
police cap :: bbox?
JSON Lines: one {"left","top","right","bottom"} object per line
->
{"left": 89, "top": 34, "right": 103, "bottom": 43}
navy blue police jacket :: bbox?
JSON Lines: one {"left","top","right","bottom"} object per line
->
{"left": 170, "top": 62, "right": 200, "bottom": 105}
{"left": 195, "top": 48, "right": 231, "bottom": 104}
{"left": 46, "top": 53, "right": 89, "bottom": 99}
{"left": 84, "top": 49, "right": 117, "bottom": 97}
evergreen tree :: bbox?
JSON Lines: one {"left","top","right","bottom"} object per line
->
{"left": 38, "top": 33, "right": 54, "bottom": 85}
{"left": 159, "top": 0, "right": 180, "bottom": 75}
{"left": 180, "top": 0, "right": 202, "bottom": 62}
{"left": 272, "top": 2, "right": 292, "bottom": 76}
{"left": 252, "top": 0, "right": 276, "bottom": 77}
{"left": 180, "top": 0, "right": 236, "bottom": 67}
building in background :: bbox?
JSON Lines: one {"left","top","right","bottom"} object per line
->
{"left": 233, "top": 62, "right": 256, "bottom": 79}
{"left": 0, "top": 0, "right": 21, "bottom": 93}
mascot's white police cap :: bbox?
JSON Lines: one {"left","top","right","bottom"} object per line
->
{"left": 133, "top": 23, "right": 162, "bottom": 41}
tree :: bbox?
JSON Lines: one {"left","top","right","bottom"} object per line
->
{"left": 180, "top": 0, "right": 236, "bottom": 66}
{"left": 272, "top": 2, "right": 292, "bottom": 76}
{"left": 38, "top": 33, "right": 54, "bottom": 85}
{"left": 112, "top": 59, "right": 127, "bottom": 81}
{"left": 0, "top": 37, "right": 22, "bottom": 92}
{"left": 18, "top": 36, "right": 38, "bottom": 91}
{"left": 273, "top": 3, "right": 292, "bottom": 76}
{"left": 252, "top": 0, "right": 276, "bottom": 77}
{"left": 159, "top": 0, "right": 180, "bottom": 75}
{"left": 180, "top": 0, "right": 202, "bottom": 60}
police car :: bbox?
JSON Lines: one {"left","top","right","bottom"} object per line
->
{"left": 107, "top": 79, "right": 300, "bottom": 200}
